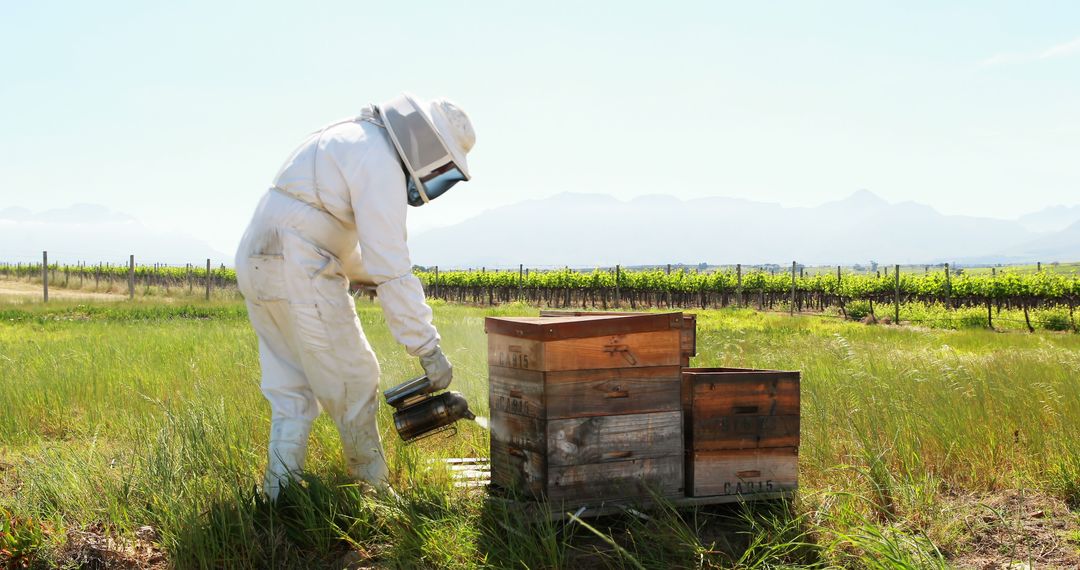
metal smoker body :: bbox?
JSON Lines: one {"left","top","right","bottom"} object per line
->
{"left": 384, "top": 375, "right": 475, "bottom": 442}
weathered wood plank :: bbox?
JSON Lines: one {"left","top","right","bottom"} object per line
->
{"left": 544, "top": 366, "right": 681, "bottom": 418}
{"left": 547, "top": 411, "right": 683, "bottom": 466}
{"left": 488, "top": 330, "right": 682, "bottom": 372}
{"left": 536, "top": 311, "right": 697, "bottom": 364}
{"left": 547, "top": 456, "right": 684, "bottom": 501}
{"left": 489, "top": 366, "right": 545, "bottom": 418}
{"left": 690, "top": 371, "right": 800, "bottom": 417}
{"left": 490, "top": 412, "right": 547, "bottom": 497}
{"left": 692, "top": 415, "right": 800, "bottom": 450}
{"left": 489, "top": 365, "right": 682, "bottom": 420}
{"left": 680, "top": 313, "right": 696, "bottom": 365}
{"left": 691, "top": 447, "right": 798, "bottom": 497}
{"left": 488, "top": 335, "right": 544, "bottom": 371}
{"left": 490, "top": 442, "right": 546, "bottom": 497}
{"left": 489, "top": 312, "right": 683, "bottom": 341}
{"left": 489, "top": 411, "right": 546, "bottom": 452}
{"left": 541, "top": 330, "right": 682, "bottom": 371}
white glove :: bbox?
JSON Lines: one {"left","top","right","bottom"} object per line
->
{"left": 420, "top": 346, "right": 453, "bottom": 392}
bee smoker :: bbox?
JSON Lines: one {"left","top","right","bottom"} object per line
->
{"left": 383, "top": 375, "right": 475, "bottom": 443}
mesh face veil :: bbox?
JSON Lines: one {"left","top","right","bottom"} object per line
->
{"left": 378, "top": 94, "right": 471, "bottom": 207}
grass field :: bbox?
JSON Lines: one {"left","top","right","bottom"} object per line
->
{"left": 2, "top": 298, "right": 1080, "bottom": 569}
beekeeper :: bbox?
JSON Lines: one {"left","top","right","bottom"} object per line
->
{"left": 235, "top": 93, "right": 475, "bottom": 498}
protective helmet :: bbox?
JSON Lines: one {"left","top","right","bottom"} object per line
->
{"left": 378, "top": 93, "right": 475, "bottom": 207}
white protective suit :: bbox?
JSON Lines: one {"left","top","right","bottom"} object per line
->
{"left": 235, "top": 105, "right": 450, "bottom": 497}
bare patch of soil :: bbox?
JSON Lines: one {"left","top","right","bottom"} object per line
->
{"left": 0, "top": 279, "right": 126, "bottom": 301}
{"left": 60, "top": 524, "right": 167, "bottom": 570}
{"left": 945, "top": 490, "right": 1080, "bottom": 569}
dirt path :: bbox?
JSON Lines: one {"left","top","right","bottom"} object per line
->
{"left": 0, "top": 279, "right": 127, "bottom": 301}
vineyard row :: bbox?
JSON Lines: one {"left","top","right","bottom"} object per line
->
{"left": 2, "top": 261, "right": 1078, "bottom": 321}
{"left": 415, "top": 265, "right": 1080, "bottom": 300}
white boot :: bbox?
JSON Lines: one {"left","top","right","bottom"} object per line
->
{"left": 264, "top": 418, "right": 313, "bottom": 501}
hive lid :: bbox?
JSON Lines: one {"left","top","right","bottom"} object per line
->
{"left": 682, "top": 367, "right": 801, "bottom": 377}
{"left": 485, "top": 312, "right": 684, "bottom": 341}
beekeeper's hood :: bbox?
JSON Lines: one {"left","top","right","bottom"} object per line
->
{"left": 378, "top": 93, "right": 475, "bottom": 207}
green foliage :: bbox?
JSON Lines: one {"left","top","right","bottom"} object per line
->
{"left": 3, "top": 302, "right": 1080, "bottom": 567}
{"left": 3, "top": 262, "right": 1079, "bottom": 308}
{"left": 1036, "top": 308, "right": 1075, "bottom": 332}
{"left": 414, "top": 266, "right": 1080, "bottom": 302}
{"left": 0, "top": 508, "right": 50, "bottom": 567}
{"left": 0, "top": 303, "right": 247, "bottom": 323}
{"left": 846, "top": 300, "right": 872, "bottom": 321}
{"left": 0, "top": 262, "right": 234, "bottom": 283}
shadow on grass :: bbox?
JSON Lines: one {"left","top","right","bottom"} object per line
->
{"left": 164, "top": 473, "right": 390, "bottom": 570}
{"left": 477, "top": 492, "right": 823, "bottom": 570}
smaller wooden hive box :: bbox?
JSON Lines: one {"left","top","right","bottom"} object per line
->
{"left": 487, "top": 313, "right": 689, "bottom": 504}
{"left": 682, "top": 368, "right": 800, "bottom": 498}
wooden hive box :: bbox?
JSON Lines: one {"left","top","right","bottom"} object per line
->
{"left": 487, "top": 312, "right": 689, "bottom": 504}
{"left": 682, "top": 368, "right": 800, "bottom": 498}
{"left": 538, "top": 311, "right": 697, "bottom": 366}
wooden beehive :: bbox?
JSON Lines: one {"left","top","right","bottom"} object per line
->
{"left": 487, "top": 312, "right": 690, "bottom": 504}
{"left": 681, "top": 368, "right": 800, "bottom": 497}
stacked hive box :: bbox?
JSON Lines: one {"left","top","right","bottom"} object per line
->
{"left": 682, "top": 368, "right": 800, "bottom": 497}
{"left": 487, "top": 313, "right": 692, "bottom": 504}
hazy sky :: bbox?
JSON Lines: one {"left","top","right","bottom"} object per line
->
{"left": 2, "top": 1, "right": 1078, "bottom": 256}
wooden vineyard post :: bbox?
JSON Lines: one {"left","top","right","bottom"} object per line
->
{"left": 485, "top": 267, "right": 493, "bottom": 306}
{"left": 944, "top": 263, "right": 951, "bottom": 309}
{"left": 758, "top": 267, "right": 765, "bottom": 310}
{"left": 615, "top": 265, "right": 621, "bottom": 308}
{"left": 790, "top": 261, "right": 796, "bottom": 316}
{"left": 42, "top": 251, "right": 48, "bottom": 303}
{"left": 128, "top": 255, "right": 135, "bottom": 300}
{"left": 1070, "top": 299, "right": 1076, "bottom": 333}
{"left": 187, "top": 263, "right": 193, "bottom": 295}
{"left": 666, "top": 264, "right": 672, "bottom": 308}
{"left": 518, "top": 264, "right": 523, "bottom": 301}
{"left": 205, "top": 259, "right": 211, "bottom": 301}
{"left": 736, "top": 264, "right": 742, "bottom": 307}
{"left": 434, "top": 266, "right": 439, "bottom": 300}
{"left": 837, "top": 266, "right": 845, "bottom": 318}
{"left": 894, "top": 264, "right": 900, "bottom": 324}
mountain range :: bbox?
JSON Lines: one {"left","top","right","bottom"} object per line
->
{"left": 408, "top": 191, "right": 1080, "bottom": 267}
{"left": 0, "top": 204, "right": 227, "bottom": 265}
{"left": 2, "top": 193, "right": 1077, "bottom": 268}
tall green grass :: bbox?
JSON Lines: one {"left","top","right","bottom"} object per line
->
{"left": 2, "top": 300, "right": 1077, "bottom": 568}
